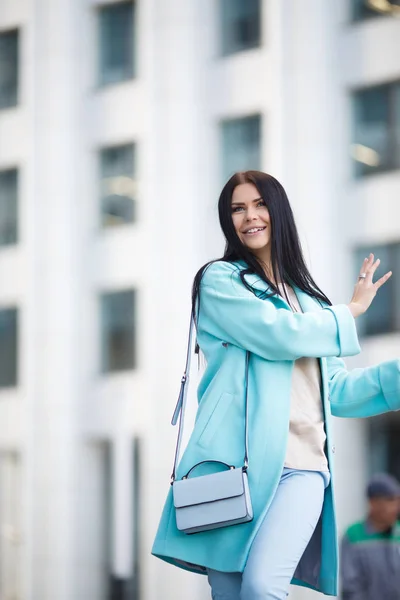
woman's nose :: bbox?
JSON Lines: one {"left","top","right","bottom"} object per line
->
{"left": 246, "top": 208, "right": 258, "bottom": 220}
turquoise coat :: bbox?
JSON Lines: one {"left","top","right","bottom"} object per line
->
{"left": 152, "top": 261, "right": 400, "bottom": 596}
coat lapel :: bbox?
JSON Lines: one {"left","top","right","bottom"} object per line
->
{"left": 234, "top": 262, "right": 291, "bottom": 309}
{"left": 293, "top": 286, "right": 323, "bottom": 313}
{"left": 235, "top": 261, "right": 326, "bottom": 315}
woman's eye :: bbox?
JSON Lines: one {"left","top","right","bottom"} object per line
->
{"left": 232, "top": 202, "right": 265, "bottom": 213}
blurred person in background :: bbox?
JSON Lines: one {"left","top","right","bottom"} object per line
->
{"left": 152, "top": 171, "right": 400, "bottom": 599}
{"left": 341, "top": 472, "right": 400, "bottom": 600}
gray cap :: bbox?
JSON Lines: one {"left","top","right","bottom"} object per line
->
{"left": 367, "top": 473, "right": 400, "bottom": 499}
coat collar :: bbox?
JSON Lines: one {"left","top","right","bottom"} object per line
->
{"left": 233, "top": 260, "right": 320, "bottom": 313}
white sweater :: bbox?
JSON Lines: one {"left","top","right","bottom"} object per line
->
{"left": 278, "top": 283, "right": 329, "bottom": 472}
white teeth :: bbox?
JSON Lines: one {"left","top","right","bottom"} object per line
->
{"left": 246, "top": 227, "right": 265, "bottom": 234}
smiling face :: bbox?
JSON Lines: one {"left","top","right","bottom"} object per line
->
{"left": 231, "top": 183, "right": 271, "bottom": 261}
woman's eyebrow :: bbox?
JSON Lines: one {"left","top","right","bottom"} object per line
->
{"left": 231, "top": 197, "right": 263, "bottom": 206}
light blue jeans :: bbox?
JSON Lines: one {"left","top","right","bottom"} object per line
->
{"left": 207, "top": 468, "right": 330, "bottom": 600}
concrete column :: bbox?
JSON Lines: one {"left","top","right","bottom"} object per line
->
{"left": 281, "top": 0, "right": 340, "bottom": 294}
{"left": 29, "top": 0, "right": 83, "bottom": 598}
{"left": 145, "top": 1, "right": 212, "bottom": 599}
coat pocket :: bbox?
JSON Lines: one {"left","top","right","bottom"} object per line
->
{"left": 197, "top": 392, "right": 235, "bottom": 449}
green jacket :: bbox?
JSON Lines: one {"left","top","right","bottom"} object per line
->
{"left": 341, "top": 519, "right": 400, "bottom": 600}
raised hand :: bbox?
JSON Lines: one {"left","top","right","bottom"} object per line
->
{"left": 348, "top": 254, "right": 392, "bottom": 318}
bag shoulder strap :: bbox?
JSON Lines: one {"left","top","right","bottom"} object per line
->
{"left": 170, "top": 314, "right": 249, "bottom": 483}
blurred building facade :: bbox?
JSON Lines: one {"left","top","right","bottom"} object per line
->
{"left": 0, "top": 1, "right": 399, "bottom": 599}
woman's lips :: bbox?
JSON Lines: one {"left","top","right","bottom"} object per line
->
{"left": 243, "top": 226, "right": 267, "bottom": 236}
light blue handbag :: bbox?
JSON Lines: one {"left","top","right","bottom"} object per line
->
{"left": 170, "top": 316, "right": 253, "bottom": 534}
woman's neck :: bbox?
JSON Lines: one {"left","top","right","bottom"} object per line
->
{"left": 261, "top": 262, "right": 275, "bottom": 284}
{"left": 250, "top": 249, "right": 279, "bottom": 285}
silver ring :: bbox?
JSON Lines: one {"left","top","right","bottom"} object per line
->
{"left": 358, "top": 273, "right": 367, "bottom": 279}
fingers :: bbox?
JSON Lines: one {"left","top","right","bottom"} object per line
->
{"left": 375, "top": 271, "right": 392, "bottom": 290}
{"left": 368, "top": 255, "right": 381, "bottom": 278}
{"left": 359, "top": 254, "right": 381, "bottom": 282}
{"left": 359, "top": 255, "right": 370, "bottom": 277}
{"left": 359, "top": 253, "right": 392, "bottom": 291}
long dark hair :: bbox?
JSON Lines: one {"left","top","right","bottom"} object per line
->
{"left": 192, "top": 170, "right": 331, "bottom": 330}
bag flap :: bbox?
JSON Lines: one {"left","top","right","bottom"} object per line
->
{"left": 173, "top": 467, "right": 245, "bottom": 509}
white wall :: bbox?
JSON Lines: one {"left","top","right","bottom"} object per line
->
{"left": 0, "top": 0, "right": 399, "bottom": 598}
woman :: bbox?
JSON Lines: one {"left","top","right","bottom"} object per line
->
{"left": 152, "top": 171, "right": 400, "bottom": 599}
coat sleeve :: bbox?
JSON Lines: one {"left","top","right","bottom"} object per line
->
{"left": 340, "top": 534, "right": 367, "bottom": 600}
{"left": 327, "top": 354, "right": 400, "bottom": 418}
{"left": 199, "top": 261, "right": 361, "bottom": 362}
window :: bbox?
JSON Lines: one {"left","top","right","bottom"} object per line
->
{"left": 352, "top": 0, "right": 400, "bottom": 21}
{"left": 220, "top": 0, "right": 261, "bottom": 56}
{"left": 221, "top": 114, "right": 262, "bottom": 182}
{"left": 0, "top": 452, "right": 22, "bottom": 600}
{"left": 351, "top": 82, "right": 400, "bottom": 176}
{"left": 0, "top": 308, "right": 18, "bottom": 387}
{"left": 98, "top": 1, "right": 135, "bottom": 86}
{"left": 354, "top": 243, "right": 400, "bottom": 336}
{"left": 109, "top": 438, "right": 142, "bottom": 600}
{"left": 100, "top": 441, "right": 112, "bottom": 599}
{"left": 0, "top": 29, "right": 19, "bottom": 109}
{"left": 78, "top": 441, "right": 112, "bottom": 600}
{"left": 131, "top": 437, "right": 142, "bottom": 599}
{"left": 0, "top": 169, "right": 18, "bottom": 246}
{"left": 368, "top": 413, "right": 400, "bottom": 482}
{"left": 100, "top": 290, "right": 135, "bottom": 373}
{"left": 100, "top": 144, "right": 136, "bottom": 227}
